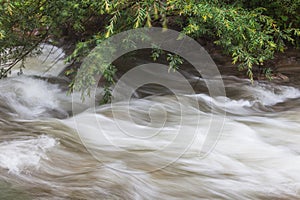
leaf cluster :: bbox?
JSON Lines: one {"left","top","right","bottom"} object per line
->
{"left": 0, "top": 0, "right": 299, "bottom": 103}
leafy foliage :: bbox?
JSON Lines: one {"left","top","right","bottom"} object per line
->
{"left": 175, "top": 0, "right": 299, "bottom": 81}
{"left": 0, "top": 0, "right": 299, "bottom": 102}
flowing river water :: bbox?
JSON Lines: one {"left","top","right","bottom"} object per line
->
{"left": 1, "top": 46, "right": 300, "bottom": 199}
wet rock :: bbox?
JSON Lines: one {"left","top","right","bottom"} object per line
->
{"left": 273, "top": 73, "right": 290, "bottom": 82}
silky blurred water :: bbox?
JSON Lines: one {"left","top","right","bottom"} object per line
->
{"left": 1, "top": 46, "right": 300, "bottom": 199}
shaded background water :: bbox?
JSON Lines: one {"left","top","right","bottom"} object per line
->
{"left": 0, "top": 46, "right": 300, "bottom": 199}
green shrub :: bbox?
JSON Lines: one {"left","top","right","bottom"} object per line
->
{"left": 0, "top": 0, "right": 299, "bottom": 102}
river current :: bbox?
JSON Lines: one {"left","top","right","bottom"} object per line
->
{"left": 0, "top": 47, "right": 300, "bottom": 199}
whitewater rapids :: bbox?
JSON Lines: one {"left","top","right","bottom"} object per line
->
{"left": 0, "top": 73, "right": 299, "bottom": 199}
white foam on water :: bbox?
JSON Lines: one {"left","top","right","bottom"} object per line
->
{"left": 0, "top": 76, "right": 64, "bottom": 118}
{"left": 245, "top": 83, "right": 300, "bottom": 106}
{"left": 225, "top": 79, "right": 300, "bottom": 106}
{"left": 0, "top": 135, "right": 56, "bottom": 174}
